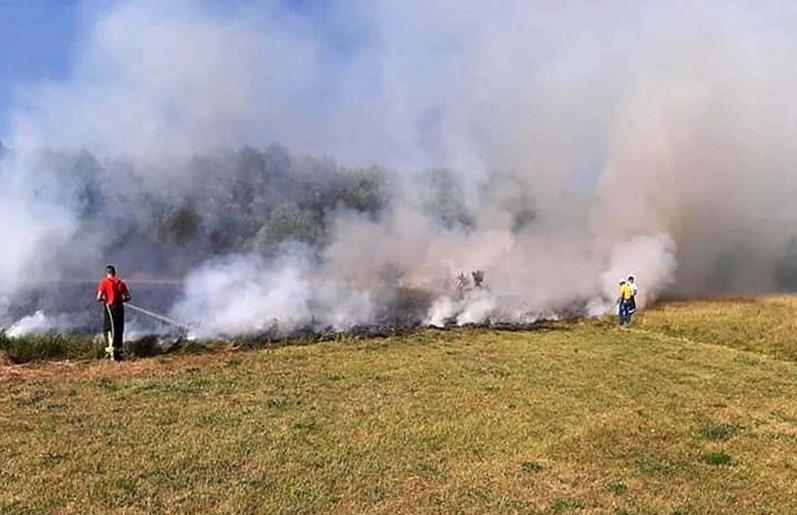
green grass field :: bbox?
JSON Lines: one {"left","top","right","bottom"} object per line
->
{"left": 2, "top": 297, "right": 797, "bottom": 514}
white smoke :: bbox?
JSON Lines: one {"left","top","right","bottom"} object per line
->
{"left": 6, "top": 311, "right": 81, "bottom": 338}
{"left": 0, "top": 154, "right": 82, "bottom": 290}
{"left": 426, "top": 296, "right": 459, "bottom": 328}
{"left": 170, "top": 247, "right": 374, "bottom": 337}
{"left": 602, "top": 234, "right": 677, "bottom": 308}
{"left": 426, "top": 289, "right": 498, "bottom": 328}
{"left": 3, "top": 1, "right": 797, "bottom": 334}
{"left": 586, "top": 234, "right": 678, "bottom": 316}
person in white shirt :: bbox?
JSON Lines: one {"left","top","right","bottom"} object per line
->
{"left": 627, "top": 275, "right": 638, "bottom": 314}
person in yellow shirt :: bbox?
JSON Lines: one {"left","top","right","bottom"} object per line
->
{"left": 617, "top": 279, "right": 633, "bottom": 325}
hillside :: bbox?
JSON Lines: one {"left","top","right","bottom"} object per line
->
{"left": 2, "top": 297, "right": 797, "bottom": 513}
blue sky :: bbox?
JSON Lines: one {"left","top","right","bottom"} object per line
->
{"left": 0, "top": 0, "right": 82, "bottom": 141}
{"left": 0, "top": 0, "right": 319, "bottom": 143}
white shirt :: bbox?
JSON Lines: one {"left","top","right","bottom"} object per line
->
{"left": 630, "top": 283, "right": 638, "bottom": 296}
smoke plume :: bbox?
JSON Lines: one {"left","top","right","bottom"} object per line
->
{"left": 3, "top": 0, "right": 797, "bottom": 337}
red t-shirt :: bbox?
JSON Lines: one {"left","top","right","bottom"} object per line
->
{"left": 97, "top": 277, "right": 130, "bottom": 305}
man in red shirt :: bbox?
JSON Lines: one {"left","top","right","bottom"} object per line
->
{"left": 96, "top": 265, "right": 132, "bottom": 361}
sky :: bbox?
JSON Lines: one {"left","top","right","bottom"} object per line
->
{"left": 0, "top": 0, "right": 81, "bottom": 141}
{"left": 0, "top": 0, "right": 318, "bottom": 142}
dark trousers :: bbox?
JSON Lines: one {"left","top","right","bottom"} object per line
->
{"left": 103, "top": 303, "right": 125, "bottom": 351}
{"left": 618, "top": 300, "right": 632, "bottom": 325}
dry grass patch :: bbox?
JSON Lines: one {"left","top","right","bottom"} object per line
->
{"left": 2, "top": 299, "right": 797, "bottom": 513}
{"left": 638, "top": 295, "right": 797, "bottom": 361}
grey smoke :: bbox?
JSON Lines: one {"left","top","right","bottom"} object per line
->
{"left": 3, "top": 0, "right": 797, "bottom": 336}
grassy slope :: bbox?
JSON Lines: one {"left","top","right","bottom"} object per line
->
{"left": 1, "top": 299, "right": 796, "bottom": 514}
{"left": 638, "top": 295, "right": 797, "bottom": 362}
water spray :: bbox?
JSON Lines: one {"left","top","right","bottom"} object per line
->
{"left": 126, "top": 303, "right": 193, "bottom": 331}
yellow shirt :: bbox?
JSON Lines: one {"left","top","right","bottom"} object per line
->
{"left": 619, "top": 284, "right": 633, "bottom": 300}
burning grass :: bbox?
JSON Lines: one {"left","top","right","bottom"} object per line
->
{"left": 1, "top": 297, "right": 797, "bottom": 513}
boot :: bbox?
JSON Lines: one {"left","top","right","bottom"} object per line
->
{"left": 104, "top": 332, "right": 115, "bottom": 361}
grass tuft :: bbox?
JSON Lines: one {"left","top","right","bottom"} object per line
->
{"left": 698, "top": 423, "right": 740, "bottom": 441}
{"left": 703, "top": 450, "right": 735, "bottom": 466}
{"left": 39, "top": 451, "right": 66, "bottom": 466}
{"left": 0, "top": 330, "right": 98, "bottom": 363}
{"left": 521, "top": 460, "right": 543, "bottom": 473}
{"left": 549, "top": 496, "right": 586, "bottom": 513}
{"left": 605, "top": 479, "right": 627, "bottom": 495}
